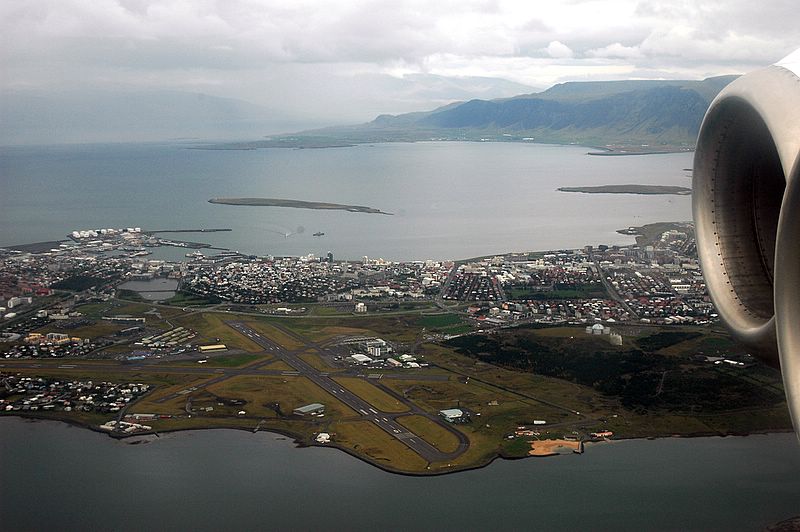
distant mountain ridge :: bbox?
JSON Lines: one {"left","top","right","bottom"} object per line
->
{"left": 283, "top": 75, "right": 739, "bottom": 149}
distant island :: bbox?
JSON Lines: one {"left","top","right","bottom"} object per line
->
{"left": 209, "top": 197, "right": 393, "bottom": 215}
{"left": 557, "top": 185, "right": 692, "bottom": 195}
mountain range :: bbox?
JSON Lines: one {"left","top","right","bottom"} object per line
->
{"left": 2, "top": 75, "right": 739, "bottom": 148}
{"left": 284, "top": 75, "right": 738, "bottom": 149}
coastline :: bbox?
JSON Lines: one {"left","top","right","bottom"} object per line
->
{"left": 3, "top": 413, "right": 792, "bottom": 477}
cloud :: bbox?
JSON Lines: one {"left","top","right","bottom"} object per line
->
{"left": 586, "top": 42, "right": 642, "bottom": 59}
{"left": 545, "top": 41, "right": 574, "bottom": 59}
{"left": 1, "top": 0, "right": 799, "bottom": 127}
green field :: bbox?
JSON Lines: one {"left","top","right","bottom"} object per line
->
{"left": 396, "top": 415, "right": 461, "bottom": 453}
{"left": 162, "top": 291, "right": 219, "bottom": 306}
{"left": 333, "top": 377, "right": 410, "bottom": 413}
{"left": 417, "top": 313, "right": 463, "bottom": 329}
{"left": 160, "top": 353, "right": 268, "bottom": 368}
{"left": 244, "top": 320, "right": 307, "bottom": 350}
{"left": 174, "top": 313, "right": 264, "bottom": 352}
{"left": 205, "top": 375, "right": 357, "bottom": 419}
{"left": 330, "top": 420, "right": 429, "bottom": 472}
{"left": 298, "top": 352, "right": 336, "bottom": 371}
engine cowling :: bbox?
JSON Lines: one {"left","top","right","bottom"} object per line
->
{"left": 693, "top": 49, "right": 800, "bottom": 437}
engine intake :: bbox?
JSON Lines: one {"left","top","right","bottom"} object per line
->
{"left": 693, "top": 49, "right": 800, "bottom": 437}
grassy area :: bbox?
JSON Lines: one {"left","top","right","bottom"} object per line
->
{"left": 298, "top": 353, "right": 334, "bottom": 371}
{"left": 419, "top": 342, "right": 598, "bottom": 413}
{"left": 200, "top": 353, "right": 266, "bottom": 368}
{"left": 417, "top": 313, "right": 462, "bottom": 329}
{"left": 332, "top": 377, "right": 410, "bottom": 413}
{"left": 308, "top": 306, "right": 345, "bottom": 316}
{"left": 205, "top": 375, "right": 357, "bottom": 419}
{"left": 34, "top": 319, "right": 126, "bottom": 339}
{"left": 630, "top": 222, "right": 694, "bottom": 247}
{"left": 396, "top": 415, "right": 461, "bottom": 453}
{"left": 173, "top": 313, "right": 263, "bottom": 352}
{"left": 274, "top": 316, "right": 420, "bottom": 343}
{"left": 133, "top": 375, "right": 222, "bottom": 411}
{"left": 635, "top": 330, "right": 702, "bottom": 352}
{"left": 113, "top": 302, "right": 156, "bottom": 316}
{"left": 159, "top": 353, "right": 269, "bottom": 368}
{"left": 116, "top": 289, "right": 146, "bottom": 302}
{"left": 417, "top": 313, "right": 472, "bottom": 336}
{"left": 531, "top": 326, "right": 586, "bottom": 338}
{"left": 658, "top": 331, "right": 750, "bottom": 359}
{"left": 72, "top": 303, "right": 113, "bottom": 318}
{"left": 329, "top": 420, "right": 429, "bottom": 472}
{"left": 379, "top": 371, "right": 576, "bottom": 466}
{"left": 260, "top": 320, "right": 369, "bottom": 343}
{"left": 442, "top": 325, "right": 473, "bottom": 336}
{"left": 258, "top": 359, "right": 296, "bottom": 371}
{"left": 245, "top": 320, "right": 307, "bottom": 350}
{"left": 162, "top": 290, "right": 219, "bottom": 306}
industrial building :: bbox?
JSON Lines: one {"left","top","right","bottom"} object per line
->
{"left": 439, "top": 408, "right": 470, "bottom": 423}
{"left": 199, "top": 344, "right": 228, "bottom": 352}
{"left": 293, "top": 403, "right": 325, "bottom": 416}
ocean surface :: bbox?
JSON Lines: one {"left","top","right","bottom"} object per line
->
{"left": 1, "top": 418, "right": 798, "bottom": 531}
{"left": 0, "top": 142, "right": 693, "bottom": 261}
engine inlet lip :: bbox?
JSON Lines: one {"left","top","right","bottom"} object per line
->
{"left": 694, "top": 64, "right": 800, "bottom": 357}
{"left": 775, "top": 153, "right": 800, "bottom": 437}
{"left": 693, "top": 95, "right": 777, "bottom": 351}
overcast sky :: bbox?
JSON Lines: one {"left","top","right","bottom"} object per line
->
{"left": 2, "top": 0, "right": 799, "bottom": 128}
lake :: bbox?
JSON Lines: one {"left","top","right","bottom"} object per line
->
{"left": 0, "top": 142, "right": 693, "bottom": 261}
{"left": 0, "top": 418, "right": 798, "bottom": 531}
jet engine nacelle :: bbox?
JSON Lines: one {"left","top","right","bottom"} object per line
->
{"left": 693, "top": 49, "right": 800, "bottom": 437}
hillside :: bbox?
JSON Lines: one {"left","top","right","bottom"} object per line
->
{"left": 356, "top": 76, "right": 737, "bottom": 147}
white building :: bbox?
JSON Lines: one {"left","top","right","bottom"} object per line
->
{"left": 439, "top": 408, "right": 469, "bottom": 423}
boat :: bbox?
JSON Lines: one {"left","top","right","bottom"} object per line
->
{"left": 313, "top": 232, "right": 325, "bottom": 237}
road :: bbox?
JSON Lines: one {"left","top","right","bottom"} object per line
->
{"left": 593, "top": 261, "right": 639, "bottom": 319}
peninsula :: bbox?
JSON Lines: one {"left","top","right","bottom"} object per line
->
{"left": 557, "top": 184, "right": 692, "bottom": 195}
{"left": 0, "top": 221, "right": 791, "bottom": 476}
{"left": 209, "top": 197, "right": 393, "bottom": 215}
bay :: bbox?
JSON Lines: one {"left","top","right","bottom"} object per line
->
{"left": 0, "top": 418, "right": 798, "bottom": 531}
{"left": 0, "top": 142, "right": 693, "bottom": 261}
